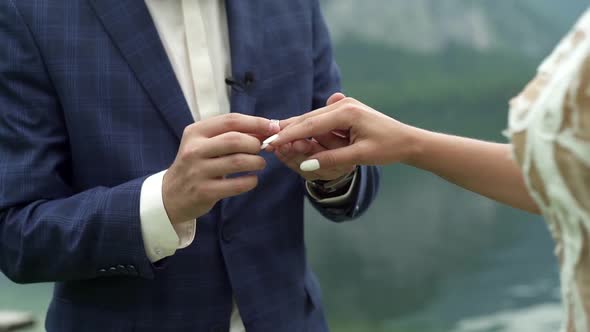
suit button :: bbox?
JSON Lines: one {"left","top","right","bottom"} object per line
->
{"left": 211, "top": 326, "right": 226, "bottom": 332}
{"left": 127, "top": 265, "right": 138, "bottom": 276}
{"left": 98, "top": 269, "right": 106, "bottom": 274}
{"left": 108, "top": 267, "right": 117, "bottom": 275}
{"left": 117, "top": 265, "right": 128, "bottom": 274}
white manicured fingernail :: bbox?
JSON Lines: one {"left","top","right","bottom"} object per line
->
{"left": 260, "top": 134, "right": 279, "bottom": 150}
{"left": 263, "top": 134, "right": 279, "bottom": 145}
{"left": 300, "top": 159, "right": 320, "bottom": 172}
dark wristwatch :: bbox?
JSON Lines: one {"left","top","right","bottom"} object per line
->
{"left": 307, "top": 167, "right": 358, "bottom": 197}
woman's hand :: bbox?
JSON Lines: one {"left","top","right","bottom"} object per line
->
{"left": 272, "top": 93, "right": 539, "bottom": 213}
{"left": 268, "top": 93, "right": 356, "bottom": 181}
{"left": 272, "top": 135, "right": 356, "bottom": 181}
{"left": 271, "top": 93, "right": 421, "bottom": 171}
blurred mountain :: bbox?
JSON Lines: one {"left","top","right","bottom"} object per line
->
{"left": 323, "top": 0, "right": 588, "bottom": 56}
{"left": 320, "top": 1, "right": 590, "bottom": 125}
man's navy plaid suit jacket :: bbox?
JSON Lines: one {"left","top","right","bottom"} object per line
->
{"left": 0, "top": 0, "right": 380, "bottom": 331}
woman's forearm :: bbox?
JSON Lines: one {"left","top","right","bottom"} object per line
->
{"left": 273, "top": 96, "right": 540, "bottom": 214}
{"left": 407, "top": 128, "right": 540, "bottom": 214}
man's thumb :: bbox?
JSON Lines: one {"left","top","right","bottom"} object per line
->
{"left": 327, "top": 92, "right": 346, "bottom": 106}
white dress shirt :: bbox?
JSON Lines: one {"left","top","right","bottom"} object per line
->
{"left": 142, "top": 0, "right": 246, "bottom": 330}
{"left": 139, "top": 1, "right": 355, "bottom": 330}
{"left": 141, "top": 0, "right": 231, "bottom": 263}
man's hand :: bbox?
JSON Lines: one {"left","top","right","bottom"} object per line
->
{"left": 163, "top": 114, "right": 280, "bottom": 224}
{"left": 271, "top": 93, "right": 355, "bottom": 182}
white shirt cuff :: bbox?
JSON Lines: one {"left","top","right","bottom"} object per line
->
{"left": 305, "top": 169, "right": 358, "bottom": 206}
{"left": 140, "top": 170, "right": 196, "bottom": 263}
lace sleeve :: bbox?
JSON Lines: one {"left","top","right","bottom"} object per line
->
{"left": 506, "top": 11, "right": 590, "bottom": 331}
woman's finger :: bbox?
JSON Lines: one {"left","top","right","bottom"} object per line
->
{"left": 279, "top": 93, "right": 347, "bottom": 130}
{"left": 299, "top": 143, "right": 364, "bottom": 172}
{"left": 313, "top": 133, "right": 349, "bottom": 150}
{"left": 272, "top": 107, "right": 352, "bottom": 146}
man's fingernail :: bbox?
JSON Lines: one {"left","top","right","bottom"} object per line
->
{"left": 300, "top": 159, "right": 320, "bottom": 172}
{"left": 269, "top": 119, "right": 280, "bottom": 133}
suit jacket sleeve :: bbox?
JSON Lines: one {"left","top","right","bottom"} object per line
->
{"left": 307, "top": 0, "right": 381, "bottom": 222}
{"left": 0, "top": 0, "right": 154, "bottom": 283}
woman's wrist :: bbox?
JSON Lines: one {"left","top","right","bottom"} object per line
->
{"left": 400, "top": 125, "right": 431, "bottom": 167}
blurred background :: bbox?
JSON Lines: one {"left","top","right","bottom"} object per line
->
{"left": 1, "top": 1, "right": 588, "bottom": 332}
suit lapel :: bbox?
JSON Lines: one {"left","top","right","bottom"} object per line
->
{"left": 87, "top": 0, "right": 193, "bottom": 140}
{"left": 225, "top": 0, "right": 261, "bottom": 117}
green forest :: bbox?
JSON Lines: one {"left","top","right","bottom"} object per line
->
{"left": 336, "top": 41, "right": 535, "bottom": 139}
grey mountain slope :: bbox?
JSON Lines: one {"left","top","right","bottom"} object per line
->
{"left": 322, "top": 0, "right": 588, "bottom": 56}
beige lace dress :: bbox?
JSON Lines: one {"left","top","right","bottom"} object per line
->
{"left": 506, "top": 8, "right": 590, "bottom": 332}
